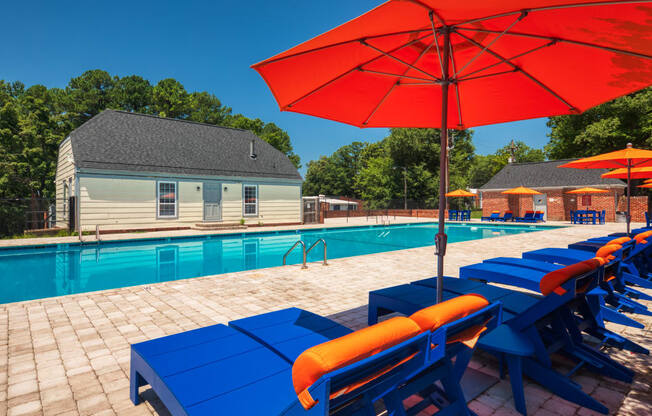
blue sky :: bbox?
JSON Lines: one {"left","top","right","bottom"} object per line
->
{"left": 2, "top": 0, "right": 550, "bottom": 174}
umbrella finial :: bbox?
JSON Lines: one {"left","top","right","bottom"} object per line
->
{"left": 627, "top": 143, "right": 633, "bottom": 148}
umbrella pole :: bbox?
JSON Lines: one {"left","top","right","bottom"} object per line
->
{"left": 627, "top": 159, "right": 631, "bottom": 234}
{"left": 435, "top": 27, "right": 451, "bottom": 304}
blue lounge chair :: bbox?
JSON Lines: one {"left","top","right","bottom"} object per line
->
{"left": 369, "top": 265, "right": 619, "bottom": 415}
{"left": 533, "top": 211, "right": 545, "bottom": 222}
{"left": 131, "top": 302, "right": 501, "bottom": 416}
{"left": 481, "top": 211, "right": 500, "bottom": 221}
{"left": 514, "top": 211, "right": 535, "bottom": 222}
{"left": 646, "top": 212, "right": 652, "bottom": 228}
{"left": 496, "top": 211, "right": 513, "bottom": 222}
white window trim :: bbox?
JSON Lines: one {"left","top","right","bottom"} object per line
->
{"left": 157, "top": 181, "right": 178, "bottom": 219}
{"left": 243, "top": 184, "right": 258, "bottom": 217}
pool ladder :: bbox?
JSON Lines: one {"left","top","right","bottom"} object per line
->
{"left": 283, "top": 239, "right": 328, "bottom": 269}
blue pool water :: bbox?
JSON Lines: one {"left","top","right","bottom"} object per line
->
{"left": 0, "top": 222, "right": 558, "bottom": 303}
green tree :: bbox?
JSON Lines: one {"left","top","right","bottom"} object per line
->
{"left": 354, "top": 155, "right": 396, "bottom": 208}
{"left": 187, "top": 91, "right": 231, "bottom": 125}
{"left": 469, "top": 141, "right": 545, "bottom": 188}
{"left": 302, "top": 142, "right": 365, "bottom": 196}
{"left": 111, "top": 75, "right": 152, "bottom": 113}
{"left": 546, "top": 87, "right": 652, "bottom": 159}
{"left": 152, "top": 78, "right": 189, "bottom": 119}
{"left": 62, "top": 69, "right": 115, "bottom": 127}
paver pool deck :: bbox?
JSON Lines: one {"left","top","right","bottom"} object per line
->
{"left": 0, "top": 219, "right": 650, "bottom": 416}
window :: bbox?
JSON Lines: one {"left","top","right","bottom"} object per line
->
{"left": 158, "top": 181, "right": 177, "bottom": 218}
{"left": 243, "top": 185, "right": 258, "bottom": 216}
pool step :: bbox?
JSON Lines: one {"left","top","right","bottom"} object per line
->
{"left": 193, "top": 222, "right": 247, "bottom": 230}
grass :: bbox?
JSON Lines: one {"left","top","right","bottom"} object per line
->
{"left": 471, "top": 209, "right": 483, "bottom": 219}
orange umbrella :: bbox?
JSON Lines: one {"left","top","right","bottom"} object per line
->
{"left": 501, "top": 186, "right": 541, "bottom": 195}
{"left": 638, "top": 183, "right": 652, "bottom": 189}
{"left": 565, "top": 187, "right": 609, "bottom": 194}
{"left": 645, "top": 179, "right": 652, "bottom": 184}
{"left": 565, "top": 187, "right": 608, "bottom": 209}
{"left": 559, "top": 144, "right": 652, "bottom": 233}
{"left": 502, "top": 187, "right": 541, "bottom": 217}
{"left": 601, "top": 166, "right": 652, "bottom": 179}
{"left": 445, "top": 189, "right": 475, "bottom": 197}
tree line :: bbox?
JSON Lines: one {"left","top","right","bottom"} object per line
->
{"left": 304, "top": 87, "right": 651, "bottom": 208}
{"left": 0, "top": 69, "right": 300, "bottom": 202}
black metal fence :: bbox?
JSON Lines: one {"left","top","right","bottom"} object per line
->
{"left": 0, "top": 197, "right": 73, "bottom": 237}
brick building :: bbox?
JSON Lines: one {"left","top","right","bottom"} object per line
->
{"left": 480, "top": 159, "right": 631, "bottom": 222}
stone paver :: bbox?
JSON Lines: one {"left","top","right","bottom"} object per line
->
{"left": 0, "top": 220, "right": 650, "bottom": 415}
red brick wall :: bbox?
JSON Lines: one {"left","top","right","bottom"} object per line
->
{"left": 618, "top": 195, "right": 647, "bottom": 222}
{"left": 482, "top": 187, "right": 628, "bottom": 222}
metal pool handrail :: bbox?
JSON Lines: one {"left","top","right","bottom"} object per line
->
{"left": 283, "top": 240, "right": 307, "bottom": 269}
{"left": 306, "top": 238, "right": 328, "bottom": 266}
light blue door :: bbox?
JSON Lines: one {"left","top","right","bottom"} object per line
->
{"left": 203, "top": 182, "right": 221, "bottom": 221}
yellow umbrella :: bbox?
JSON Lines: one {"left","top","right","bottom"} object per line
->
{"left": 445, "top": 189, "right": 476, "bottom": 198}
{"left": 565, "top": 187, "right": 609, "bottom": 209}
{"left": 501, "top": 187, "right": 541, "bottom": 217}
{"left": 501, "top": 186, "right": 542, "bottom": 195}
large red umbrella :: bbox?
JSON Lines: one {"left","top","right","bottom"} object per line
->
{"left": 253, "top": 1, "right": 652, "bottom": 302}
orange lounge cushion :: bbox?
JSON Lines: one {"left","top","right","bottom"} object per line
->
{"left": 607, "top": 237, "right": 631, "bottom": 246}
{"left": 409, "top": 294, "right": 489, "bottom": 333}
{"left": 634, "top": 230, "right": 652, "bottom": 243}
{"left": 595, "top": 244, "right": 622, "bottom": 261}
{"left": 409, "top": 294, "right": 490, "bottom": 349}
{"left": 292, "top": 316, "right": 421, "bottom": 409}
{"left": 540, "top": 258, "right": 602, "bottom": 296}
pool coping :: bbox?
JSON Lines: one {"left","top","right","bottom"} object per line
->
{"left": 0, "top": 220, "right": 564, "bottom": 252}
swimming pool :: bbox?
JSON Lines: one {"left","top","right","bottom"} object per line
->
{"left": 0, "top": 222, "right": 558, "bottom": 303}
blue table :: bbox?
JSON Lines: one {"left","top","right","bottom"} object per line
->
{"left": 574, "top": 210, "right": 597, "bottom": 224}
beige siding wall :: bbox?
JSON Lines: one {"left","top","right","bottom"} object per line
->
{"left": 77, "top": 176, "right": 301, "bottom": 231}
{"left": 259, "top": 184, "right": 301, "bottom": 224}
{"left": 79, "top": 177, "right": 203, "bottom": 231}
{"left": 55, "top": 139, "right": 75, "bottom": 228}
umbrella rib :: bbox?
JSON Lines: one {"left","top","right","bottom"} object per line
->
{"left": 451, "top": 1, "right": 651, "bottom": 28}
{"left": 360, "top": 40, "right": 441, "bottom": 81}
{"left": 358, "top": 69, "right": 438, "bottom": 83}
{"left": 252, "top": 27, "right": 432, "bottom": 67}
{"left": 362, "top": 39, "right": 436, "bottom": 126}
{"left": 453, "top": 11, "right": 527, "bottom": 78}
{"left": 457, "top": 69, "right": 520, "bottom": 83}
{"left": 455, "top": 31, "right": 578, "bottom": 111}
{"left": 448, "top": 40, "right": 463, "bottom": 127}
{"left": 283, "top": 32, "right": 433, "bottom": 109}
{"left": 456, "top": 41, "right": 557, "bottom": 81}
{"left": 428, "top": 12, "right": 445, "bottom": 78}
{"left": 455, "top": 27, "right": 652, "bottom": 61}
{"left": 407, "top": 0, "right": 447, "bottom": 25}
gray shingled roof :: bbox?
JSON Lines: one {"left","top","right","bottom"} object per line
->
{"left": 480, "top": 159, "right": 625, "bottom": 190}
{"left": 67, "top": 110, "right": 302, "bottom": 180}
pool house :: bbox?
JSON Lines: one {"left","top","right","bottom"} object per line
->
{"left": 480, "top": 159, "right": 633, "bottom": 222}
{"left": 55, "top": 110, "right": 303, "bottom": 233}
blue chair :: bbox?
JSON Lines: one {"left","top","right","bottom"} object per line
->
{"left": 481, "top": 211, "right": 500, "bottom": 221}
{"left": 449, "top": 209, "right": 459, "bottom": 220}
{"left": 646, "top": 212, "right": 651, "bottom": 228}
{"left": 459, "top": 210, "right": 471, "bottom": 221}
{"left": 514, "top": 211, "right": 535, "bottom": 222}
{"left": 599, "top": 210, "right": 606, "bottom": 224}
{"left": 570, "top": 210, "right": 576, "bottom": 224}
{"left": 131, "top": 302, "right": 501, "bottom": 416}
{"left": 496, "top": 211, "right": 513, "bottom": 222}
{"left": 368, "top": 265, "right": 618, "bottom": 415}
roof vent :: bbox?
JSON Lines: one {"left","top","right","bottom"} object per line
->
{"left": 249, "top": 140, "right": 257, "bottom": 160}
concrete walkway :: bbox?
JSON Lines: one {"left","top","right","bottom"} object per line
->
{"left": 0, "top": 222, "right": 649, "bottom": 415}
